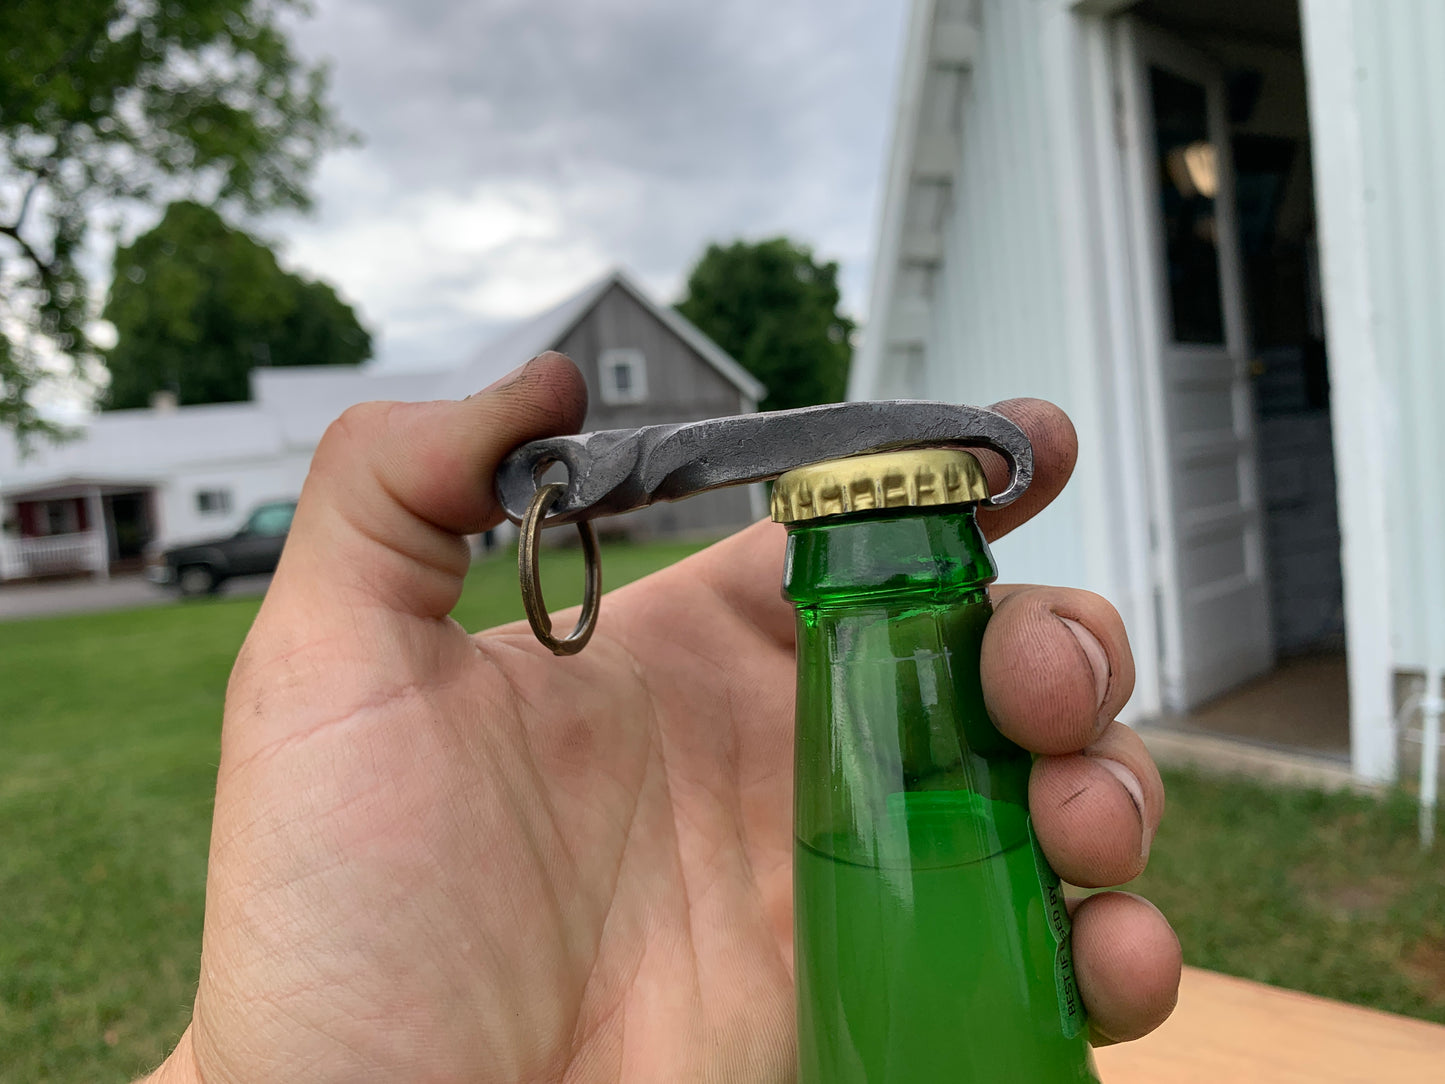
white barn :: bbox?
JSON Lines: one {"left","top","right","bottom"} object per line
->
{"left": 852, "top": 0, "right": 1445, "bottom": 789}
{"left": 0, "top": 269, "right": 764, "bottom": 582}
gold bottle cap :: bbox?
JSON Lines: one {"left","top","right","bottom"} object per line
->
{"left": 769, "top": 448, "right": 990, "bottom": 524}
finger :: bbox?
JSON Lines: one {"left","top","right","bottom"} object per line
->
{"left": 981, "top": 585, "right": 1135, "bottom": 754}
{"left": 975, "top": 398, "right": 1077, "bottom": 542}
{"left": 1068, "top": 891, "right": 1182, "bottom": 1044}
{"left": 276, "top": 351, "right": 588, "bottom": 620}
{"left": 1030, "top": 720, "right": 1165, "bottom": 886}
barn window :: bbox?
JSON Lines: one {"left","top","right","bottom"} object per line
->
{"left": 599, "top": 348, "right": 647, "bottom": 405}
{"left": 196, "top": 489, "right": 233, "bottom": 515}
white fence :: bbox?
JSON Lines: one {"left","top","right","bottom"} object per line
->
{"left": 7, "top": 530, "right": 108, "bottom": 579}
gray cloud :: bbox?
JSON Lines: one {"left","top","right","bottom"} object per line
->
{"left": 272, "top": 0, "right": 905, "bottom": 371}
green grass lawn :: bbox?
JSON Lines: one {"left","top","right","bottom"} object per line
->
{"left": 1123, "top": 773, "right": 1445, "bottom": 1024}
{"left": 0, "top": 540, "right": 706, "bottom": 1082}
{"left": 3, "top": 539, "right": 1443, "bottom": 1080}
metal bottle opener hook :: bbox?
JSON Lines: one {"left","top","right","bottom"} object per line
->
{"left": 496, "top": 400, "right": 1034, "bottom": 655}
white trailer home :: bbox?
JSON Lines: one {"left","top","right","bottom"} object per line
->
{"left": 851, "top": 0, "right": 1445, "bottom": 790}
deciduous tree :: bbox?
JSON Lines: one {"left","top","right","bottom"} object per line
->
{"left": 676, "top": 238, "right": 854, "bottom": 412}
{"left": 102, "top": 200, "right": 370, "bottom": 409}
{"left": 0, "top": 0, "right": 348, "bottom": 438}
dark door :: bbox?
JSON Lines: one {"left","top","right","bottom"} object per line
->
{"left": 107, "top": 492, "right": 154, "bottom": 559}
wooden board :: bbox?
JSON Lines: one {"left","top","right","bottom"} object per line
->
{"left": 1094, "top": 967, "right": 1445, "bottom": 1082}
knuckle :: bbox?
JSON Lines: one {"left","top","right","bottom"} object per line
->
{"left": 328, "top": 400, "right": 395, "bottom": 445}
{"left": 1087, "top": 593, "right": 1128, "bottom": 637}
{"left": 314, "top": 401, "right": 400, "bottom": 470}
{"left": 1054, "top": 588, "right": 1124, "bottom": 633}
{"left": 1076, "top": 588, "right": 1117, "bottom": 617}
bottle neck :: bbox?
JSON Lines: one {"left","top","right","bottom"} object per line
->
{"left": 781, "top": 505, "right": 997, "bottom": 608}
{"left": 786, "top": 501, "right": 1028, "bottom": 865}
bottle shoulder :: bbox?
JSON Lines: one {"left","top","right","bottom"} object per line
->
{"left": 782, "top": 508, "right": 997, "bottom": 605}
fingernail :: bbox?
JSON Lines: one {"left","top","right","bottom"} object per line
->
{"left": 467, "top": 355, "right": 539, "bottom": 399}
{"left": 1089, "top": 755, "right": 1152, "bottom": 860}
{"left": 1060, "top": 616, "right": 1110, "bottom": 718}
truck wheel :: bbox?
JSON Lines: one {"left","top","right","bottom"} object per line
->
{"left": 178, "top": 565, "right": 217, "bottom": 597}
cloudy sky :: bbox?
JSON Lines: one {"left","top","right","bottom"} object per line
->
{"left": 264, "top": 0, "right": 908, "bottom": 372}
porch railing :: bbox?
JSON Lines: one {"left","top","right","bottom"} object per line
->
{"left": 16, "top": 530, "right": 107, "bottom": 577}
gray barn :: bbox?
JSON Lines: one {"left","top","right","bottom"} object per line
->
{"left": 469, "top": 269, "right": 768, "bottom": 540}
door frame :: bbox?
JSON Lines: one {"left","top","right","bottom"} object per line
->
{"left": 1066, "top": 0, "right": 1395, "bottom": 781}
{"left": 1113, "top": 16, "right": 1275, "bottom": 712}
{"left": 1297, "top": 0, "right": 1395, "bottom": 783}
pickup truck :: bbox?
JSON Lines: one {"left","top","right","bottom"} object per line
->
{"left": 147, "top": 500, "right": 296, "bottom": 596}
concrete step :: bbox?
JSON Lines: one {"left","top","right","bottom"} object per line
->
{"left": 1131, "top": 722, "right": 1371, "bottom": 794}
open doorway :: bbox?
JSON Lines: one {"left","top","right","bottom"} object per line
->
{"left": 104, "top": 490, "right": 156, "bottom": 573}
{"left": 1122, "top": 0, "right": 1348, "bottom": 757}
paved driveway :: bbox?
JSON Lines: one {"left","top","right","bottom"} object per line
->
{"left": 0, "top": 574, "right": 273, "bottom": 620}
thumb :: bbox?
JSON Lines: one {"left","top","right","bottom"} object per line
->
{"left": 270, "top": 351, "right": 588, "bottom": 620}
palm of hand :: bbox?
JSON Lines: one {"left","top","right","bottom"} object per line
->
{"left": 165, "top": 360, "right": 1179, "bottom": 1084}
{"left": 195, "top": 524, "right": 800, "bottom": 1083}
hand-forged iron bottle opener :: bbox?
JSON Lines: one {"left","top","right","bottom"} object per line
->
{"left": 495, "top": 400, "right": 1033, "bottom": 655}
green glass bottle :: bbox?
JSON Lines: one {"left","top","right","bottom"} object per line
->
{"left": 774, "top": 449, "right": 1098, "bottom": 1084}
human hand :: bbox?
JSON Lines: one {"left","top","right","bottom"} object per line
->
{"left": 149, "top": 353, "right": 1179, "bottom": 1083}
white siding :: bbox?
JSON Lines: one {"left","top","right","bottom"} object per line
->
{"left": 1346, "top": 0, "right": 1445, "bottom": 675}
{"left": 160, "top": 455, "right": 313, "bottom": 546}
{"left": 858, "top": 0, "right": 1160, "bottom": 710}
{"left": 926, "top": 0, "right": 1092, "bottom": 590}
{"left": 1302, "top": 0, "right": 1445, "bottom": 780}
